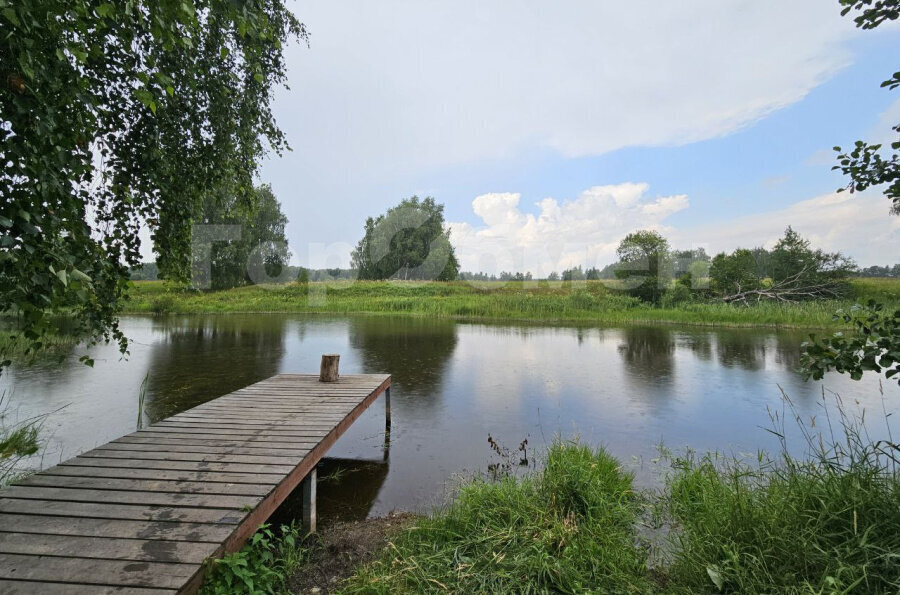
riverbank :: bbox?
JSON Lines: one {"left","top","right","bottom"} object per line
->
{"left": 351, "top": 437, "right": 900, "bottom": 593}
{"left": 209, "top": 426, "right": 900, "bottom": 593}
{"left": 124, "top": 277, "right": 900, "bottom": 329}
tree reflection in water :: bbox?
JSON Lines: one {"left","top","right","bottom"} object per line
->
{"left": 142, "top": 314, "right": 287, "bottom": 422}
{"left": 617, "top": 326, "right": 675, "bottom": 386}
{"left": 349, "top": 316, "right": 458, "bottom": 403}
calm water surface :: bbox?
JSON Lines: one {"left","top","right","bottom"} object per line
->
{"left": 3, "top": 314, "right": 897, "bottom": 522}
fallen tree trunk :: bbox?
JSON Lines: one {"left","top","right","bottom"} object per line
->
{"left": 721, "top": 267, "right": 848, "bottom": 304}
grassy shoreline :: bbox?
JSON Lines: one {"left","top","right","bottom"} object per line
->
{"left": 124, "top": 278, "right": 900, "bottom": 329}
{"left": 210, "top": 425, "right": 900, "bottom": 593}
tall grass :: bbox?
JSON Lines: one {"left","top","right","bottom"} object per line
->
{"left": 0, "top": 390, "right": 43, "bottom": 486}
{"left": 338, "top": 388, "right": 900, "bottom": 593}
{"left": 661, "top": 388, "right": 900, "bottom": 593}
{"left": 124, "top": 278, "right": 900, "bottom": 328}
{"left": 0, "top": 329, "right": 79, "bottom": 363}
{"left": 343, "top": 440, "right": 650, "bottom": 594}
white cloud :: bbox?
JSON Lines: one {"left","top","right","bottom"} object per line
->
{"left": 449, "top": 183, "right": 689, "bottom": 275}
{"left": 275, "top": 0, "right": 856, "bottom": 178}
{"left": 450, "top": 184, "right": 899, "bottom": 274}
{"left": 672, "top": 191, "right": 900, "bottom": 264}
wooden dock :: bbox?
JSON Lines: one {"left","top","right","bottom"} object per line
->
{"left": 0, "top": 372, "right": 391, "bottom": 594}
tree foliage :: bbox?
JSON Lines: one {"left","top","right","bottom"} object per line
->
{"left": 709, "top": 227, "right": 855, "bottom": 303}
{"left": 615, "top": 230, "right": 671, "bottom": 304}
{"left": 194, "top": 184, "right": 290, "bottom": 290}
{"left": 833, "top": 0, "right": 900, "bottom": 215}
{"left": 798, "top": 1, "right": 900, "bottom": 387}
{"left": 709, "top": 249, "right": 761, "bottom": 295}
{"left": 1, "top": 0, "right": 305, "bottom": 354}
{"left": 562, "top": 266, "right": 586, "bottom": 282}
{"left": 801, "top": 301, "right": 900, "bottom": 386}
{"left": 352, "top": 196, "right": 460, "bottom": 281}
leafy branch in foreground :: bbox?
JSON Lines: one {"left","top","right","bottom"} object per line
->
{"left": 1, "top": 0, "right": 306, "bottom": 360}
{"left": 834, "top": 0, "right": 900, "bottom": 215}
{"left": 801, "top": 300, "right": 900, "bottom": 385}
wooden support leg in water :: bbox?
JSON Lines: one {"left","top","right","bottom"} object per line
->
{"left": 383, "top": 387, "right": 391, "bottom": 462}
{"left": 301, "top": 467, "right": 317, "bottom": 534}
{"left": 385, "top": 387, "right": 392, "bottom": 432}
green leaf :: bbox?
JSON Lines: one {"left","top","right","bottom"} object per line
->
{"left": 69, "top": 268, "right": 91, "bottom": 283}
{"left": 134, "top": 88, "right": 156, "bottom": 112}
{"left": 2, "top": 7, "right": 19, "bottom": 26}
{"left": 707, "top": 565, "right": 724, "bottom": 590}
{"left": 71, "top": 47, "right": 88, "bottom": 63}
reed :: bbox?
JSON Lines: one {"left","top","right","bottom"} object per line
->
{"left": 660, "top": 388, "right": 900, "bottom": 593}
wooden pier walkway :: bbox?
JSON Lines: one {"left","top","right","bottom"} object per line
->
{"left": 0, "top": 372, "right": 391, "bottom": 594}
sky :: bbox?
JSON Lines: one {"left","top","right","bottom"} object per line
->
{"left": 257, "top": 0, "right": 900, "bottom": 273}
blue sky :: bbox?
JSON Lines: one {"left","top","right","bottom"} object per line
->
{"left": 259, "top": 1, "right": 900, "bottom": 272}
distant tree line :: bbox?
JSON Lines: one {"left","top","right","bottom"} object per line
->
{"left": 456, "top": 227, "right": 859, "bottom": 307}
{"left": 605, "top": 226, "right": 855, "bottom": 305}
{"left": 129, "top": 263, "right": 159, "bottom": 281}
{"left": 855, "top": 264, "right": 900, "bottom": 278}
{"left": 294, "top": 268, "right": 355, "bottom": 282}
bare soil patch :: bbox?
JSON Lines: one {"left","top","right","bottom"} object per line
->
{"left": 288, "top": 512, "right": 417, "bottom": 594}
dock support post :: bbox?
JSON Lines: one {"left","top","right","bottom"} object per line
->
{"left": 385, "top": 387, "right": 391, "bottom": 432}
{"left": 383, "top": 387, "right": 391, "bottom": 462}
{"left": 301, "top": 467, "right": 317, "bottom": 534}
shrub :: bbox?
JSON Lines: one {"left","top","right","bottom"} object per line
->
{"left": 149, "top": 294, "right": 177, "bottom": 315}
{"left": 661, "top": 284, "right": 692, "bottom": 308}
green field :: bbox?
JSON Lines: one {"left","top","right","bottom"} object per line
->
{"left": 123, "top": 277, "right": 900, "bottom": 329}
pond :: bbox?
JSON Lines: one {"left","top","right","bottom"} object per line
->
{"left": 3, "top": 314, "right": 897, "bottom": 523}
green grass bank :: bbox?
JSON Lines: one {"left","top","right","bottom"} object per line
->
{"left": 209, "top": 428, "right": 900, "bottom": 593}
{"left": 124, "top": 277, "right": 900, "bottom": 329}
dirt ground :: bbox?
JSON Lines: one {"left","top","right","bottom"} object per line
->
{"left": 288, "top": 512, "right": 417, "bottom": 594}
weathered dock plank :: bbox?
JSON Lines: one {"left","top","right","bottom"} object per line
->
{"left": 0, "top": 373, "right": 390, "bottom": 594}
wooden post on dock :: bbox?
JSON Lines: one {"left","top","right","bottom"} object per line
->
{"left": 302, "top": 467, "right": 317, "bottom": 534}
{"left": 320, "top": 354, "right": 340, "bottom": 382}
